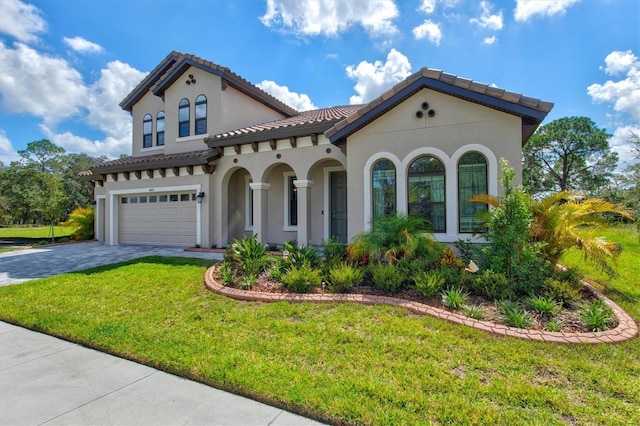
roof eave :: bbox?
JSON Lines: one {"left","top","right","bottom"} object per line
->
{"left": 205, "top": 122, "right": 336, "bottom": 147}
{"left": 89, "top": 153, "right": 219, "bottom": 176}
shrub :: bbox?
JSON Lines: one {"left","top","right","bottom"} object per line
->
{"left": 441, "top": 287, "right": 469, "bottom": 310}
{"left": 283, "top": 240, "right": 321, "bottom": 269}
{"left": 498, "top": 300, "right": 533, "bottom": 328}
{"left": 467, "top": 270, "right": 515, "bottom": 301}
{"left": 328, "top": 263, "right": 363, "bottom": 293}
{"left": 413, "top": 270, "right": 445, "bottom": 298}
{"left": 322, "top": 236, "right": 347, "bottom": 263}
{"left": 543, "top": 278, "right": 581, "bottom": 307}
{"left": 230, "top": 235, "right": 273, "bottom": 278}
{"left": 462, "top": 304, "right": 486, "bottom": 320}
{"left": 240, "top": 275, "right": 256, "bottom": 290}
{"left": 545, "top": 319, "right": 564, "bottom": 332}
{"left": 370, "top": 262, "right": 403, "bottom": 295}
{"left": 527, "top": 296, "right": 561, "bottom": 317}
{"left": 267, "top": 259, "right": 287, "bottom": 281}
{"left": 281, "top": 261, "right": 322, "bottom": 293}
{"left": 61, "top": 206, "right": 94, "bottom": 240}
{"left": 218, "top": 261, "right": 235, "bottom": 286}
{"left": 581, "top": 299, "right": 613, "bottom": 332}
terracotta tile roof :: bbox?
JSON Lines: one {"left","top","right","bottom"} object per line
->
{"left": 86, "top": 149, "right": 218, "bottom": 177}
{"left": 325, "top": 67, "right": 553, "bottom": 143}
{"left": 121, "top": 51, "right": 298, "bottom": 117}
{"left": 206, "top": 105, "right": 363, "bottom": 146}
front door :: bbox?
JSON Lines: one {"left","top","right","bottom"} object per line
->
{"left": 330, "top": 171, "right": 348, "bottom": 243}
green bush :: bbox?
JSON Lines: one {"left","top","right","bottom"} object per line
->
{"left": 370, "top": 262, "right": 403, "bottom": 295}
{"left": 413, "top": 270, "right": 445, "bottom": 298}
{"left": 322, "top": 236, "right": 347, "bottom": 263}
{"left": 527, "top": 296, "right": 561, "bottom": 317}
{"left": 281, "top": 261, "right": 321, "bottom": 293}
{"left": 230, "top": 235, "right": 273, "bottom": 278}
{"left": 441, "top": 287, "right": 469, "bottom": 310}
{"left": 61, "top": 206, "right": 94, "bottom": 240}
{"left": 543, "top": 278, "right": 581, "bottom": 307}
{"left": 218, "top": 261, "right": 235, "bottom": 286}
{"left": 328, "top": 263, "right": 363, "bottom": 293}
{"left": 283, "top": 240, "right": 321, "bottom": 269}
{"left": 498, "top": 300, "right": 533, "bottom": 328}
{"left": 467, "top": 270, "right": 514, "bottom": 301}
{"left": 581, "top": 299, "right": 613, "bottom": 332}
{"left": 462, "top": 304, "right": 486, "bottom": 320}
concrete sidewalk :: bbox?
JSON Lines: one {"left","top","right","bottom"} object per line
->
{"left": 0, "top": 321, "right": 325, "bottom": 425}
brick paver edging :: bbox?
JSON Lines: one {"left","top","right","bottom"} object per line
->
{"left": 204, "top": 266, "right": 638, "bottom": 344}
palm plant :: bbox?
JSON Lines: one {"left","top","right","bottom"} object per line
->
{"left": 61, "top": 206, "right": 94, "bottom": 240}
{"left": 348, "top": 213, "right": 441, "bottom": 263}
{"left": 470, "top": 190, "right": 634, "bottom": 278}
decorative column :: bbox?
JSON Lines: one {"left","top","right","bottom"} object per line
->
{"left": 249, "top": 182, "right": 270, "bottom": 243}
{"left": 293, "top": 179, "right": 313, "bottom": 245}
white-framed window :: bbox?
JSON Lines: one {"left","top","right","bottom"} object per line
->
{"left": 372, "top": 159, "right": 396, "bottom": 226}
{"left": 458, "top": 152, "right": 488, "bottom": 233}
{"left": 142, "top": 114, "right": 152, "bottom": 148}
{"left": 408, "top": 155, "right": 446, "bottom": 233}
{"left": 283, "top": 171, "right": 297, "bottom": 231}
{"left": 156, "top": 111, "right": 165, "bottom": 146}
{"left": 245, "top": 175, "right": 253, "bottom": 231}
{"left": 178, "top": 98, "right": 190, "bottom": 137}
{"left": 195, "top": 95, "right": 207, "bottom": 135}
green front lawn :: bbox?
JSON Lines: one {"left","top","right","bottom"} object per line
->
{"left": 0, "top": 226, "right": 72, "bottom": 239}
{"left": 0, "top": 239, "right": 638, "bottom": 424}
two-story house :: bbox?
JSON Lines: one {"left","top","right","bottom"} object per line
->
{"left": 84, "top": 51, "right": 553, "bottom": 248}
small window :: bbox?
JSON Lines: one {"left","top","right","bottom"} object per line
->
{"left": 130, "top": 196, "right": 138, "bottom": 204}
{"left": 408, "top": 155, "right": 446, "bottom": 232}
{"left": 170, "top": 194, "right": 179, "bottom": 202}
{"left": 121, "top": 197, "right": 128, "bottom": 204}
{"left": 156, "top": 112, "right": 165, "bottom": 146}
{"left": 149, "top": 195, "right": 157, "bottom": 203}
{"left": 139, "top": 196, "right": 147, "bottom": 203}
{"left": 178, "top": 98, "right": 190, "bottom": 137}
{"left": 180, "top": 194, "right": 190, "bottom": 201}
{"left": 159, "top": 195, "right": 168, "bottom": 202}
{"left": 143, "top": 114, "right": 152, "bottom": 148}
{"left": 191, "top": 193, "right": 196, "bottom": 201}
{"left": 372, "top": 159, "right": 396, "bottom": 224}
{"left": 286, "top": 174, "right": 298, "bottom": 227}
{"left": 195, "top": 95, "right": 207, "bottom": 135}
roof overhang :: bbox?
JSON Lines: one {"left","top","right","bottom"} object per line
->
{"left": 86, "top": 150, "right": 219, "bottom": 178}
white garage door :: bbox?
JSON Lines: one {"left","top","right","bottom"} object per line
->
{"left": 119, "top": 191, "right": 197, "bottom": 246}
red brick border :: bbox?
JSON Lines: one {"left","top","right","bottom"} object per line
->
{"left": 204, "top": 266, "right": 638, "bottom": 344}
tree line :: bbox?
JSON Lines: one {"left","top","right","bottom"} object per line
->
{"left": 0, "top": 139, "right": 105, "bottom": 227}
{"left": 0, "top": 116, "right": 638, "bottom": 228}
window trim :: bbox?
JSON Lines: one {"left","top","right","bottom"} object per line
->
{"left": 371, "top": 159, "right": 397, "bottom": 225}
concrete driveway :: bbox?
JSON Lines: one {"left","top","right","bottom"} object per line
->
{"left": 0, "top": 241, "right": 223, "bottom": 285}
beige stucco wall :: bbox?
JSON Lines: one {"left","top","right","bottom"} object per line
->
{"left": 345, "top": 88, "right": 522, "bottom": 242}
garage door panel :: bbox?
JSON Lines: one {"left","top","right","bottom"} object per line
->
{"left": 118, "top": 191, "right": 197, "bottom": 246}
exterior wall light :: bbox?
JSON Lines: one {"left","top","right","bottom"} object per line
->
{"left": 196, "top": 192, "right": 205, "bottom": 203}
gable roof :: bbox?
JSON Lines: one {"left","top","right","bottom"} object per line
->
{"left": 119, "top": 51, "right": 299, "bottom": 117}
{"left": 205, "top": 105, "right": 362, "bottom": 147}
{"left": 325, "top": 67, "right": 553, "bottom": 145}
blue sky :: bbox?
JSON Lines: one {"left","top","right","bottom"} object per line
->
{"left": 0, "top": 0, "right": 638, "bottom": 167}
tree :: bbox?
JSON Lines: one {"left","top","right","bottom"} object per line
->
{"left": 62, "top": 153, "right": 106, "bottom": 214}
{"left": 523, "top": 117, "right": 618, "bottom": 196}
{"left": 18, "top": 139, "right": 67, "bottom": 225}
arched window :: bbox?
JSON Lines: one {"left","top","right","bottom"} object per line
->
{"left": 458, "top": 152, "right": 488, "bottom": 233}
{"left": 142, "top": 114, "right": 152, "bottom": 148}
{"left": 178, "top": 98, "right": 190, "bottom": 137}
{"left": 372, "top": 159, "right": 396, "bottom": 224}
{"left": 156, "top": 111, "right": 165, "bottom": 146}
{"left": 195, "top": 95, "right": 207, "bottom": 135}
{"left": 408, "top": 155, "right": 445, "bottom": 232}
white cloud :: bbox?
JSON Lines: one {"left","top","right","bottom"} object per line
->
{"left": 42, "top": 128, "right": 132, "bottom": 159}
{"left": 609, "top": 125, "right": 640, "bottom": 167}
{"left": 412, "top": 20, "right": 442, "bottom": 45}
{"left": 256, "top": 80, "right": 316, "bottom": 111}
{"left": 470, "top": 1, "right": 503, "bottom": 31}
{"left": 260, "top": 0, "right": 399, "bottom": 37}
{"left": 418, "top": 0, "right": 436, "bottom": 14}
{"left": 0, "top": 129, "right": 19, "bottom": 165}
{"left": 63, "top": 36, "right": 103, "bottom": 54}
{"left": 346, "top": 48, "right": 412, "bottom": 104}
{"left": 514, "top": 0, "right": 581, "bottom": 22}
{"left": 483, "top": 35, "right": 497, "bottom": 45}
{"left": 587, "top": 50, "right": 640, "bottom": 121}
{"left": 0, "top": 0, "right": 47, "bottom": 43}
{"left": 0, "top": 41, "right": 87, "bottom": 126}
